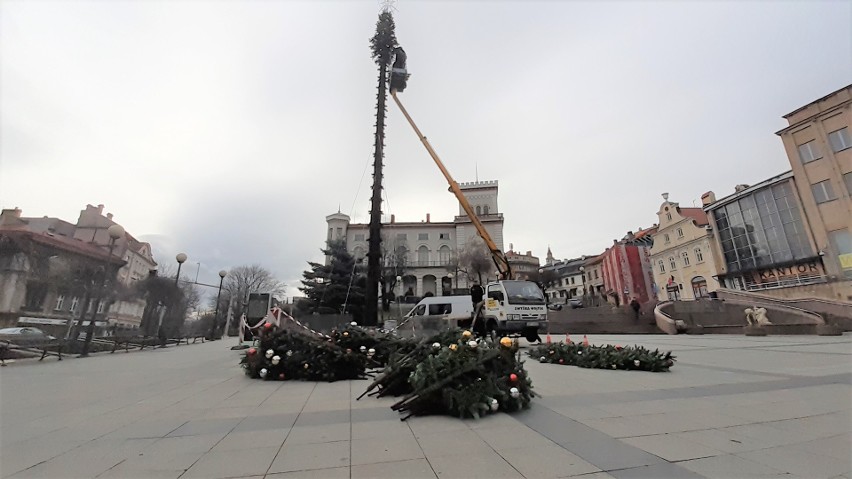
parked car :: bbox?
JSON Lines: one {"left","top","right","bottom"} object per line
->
{"left": 569, "top": 298, "right": 584, "bottom": 309}
{"left": 0, "top": 327, "right": 57, "bottom": 341}
{"left": 547, "top": 303, "right": 563, "bottom": 311}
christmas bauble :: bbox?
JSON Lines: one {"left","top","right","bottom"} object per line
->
{"left": 468, "top": 340, "right": 478, "bottom": 349}
{"left": 265, "top": 349, "right": 274, "bottom": 359}
{"left": 449, "top": 344, "right": 458, "bottom": 351}
{"left": 509, "top": 373, "right": 518, "bottom": 382}
{"left": 499, "top": 337, "right": 513, "bottom": 348}
{"left": 247, "top": 348, "right": 257, "bottom": 356}
{"left": 432, "top": 342, "right": 441, "bottom": 350}
{"left": 490, "top": 399, "right": 499, "bottom": 412}
{"left": 634, "top": 359, "right": 641, "bottom": 367}
{"left": 343, "top": 332, "right": 349, "bottom": 337}
{"left": 346, "top": 348, "right": 352, "bottom": 354}
{"left": 612, "top": 364, "right": 617, "bottom": 369}
{"left": 462, "top": 330, "right": 472, "bottom": 338}
{"left": 271, "top": 355, "right": 281, "bottom": 365}
{"left": 303, "top": 363, "right": 309, "bottom": 369}
{"left": 367, "top": 348, "right": 376, "bottom": 355}
{"left": 259, "top": 368, "right": 268, "bottom": 378}
{"left": 278, "top": 373, "right": 285, "bottom": 380}
{"left": 264, "top": 322, "right": 272, "bottom": 329}
{"left": 509, "top": 387, "right": 520, "bottom": 399}
{"left": 350, "top": 321, "right": 358, "bottom": 326}
{"left": 286, "top": 350, "right": 293, "bottom": 357}
{"left": 360, "top": 345, "right": 367, "bottom": 353}
{"left": 559, "top": 359, "right": 564, "bottom": 364}
{"left": 539, "top": 356, "right": 546, "bottom": 362}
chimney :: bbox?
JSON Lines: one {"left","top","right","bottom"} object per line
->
{"left": 97, "top": 204, "right": 105, "bottom": 214}
{"left": 1, "top": 207, "right": 22, "bottom": 218}
{"left": 390, "top": 214, "right": 395, "bottom": 224}
{"left": 734, "top": 184, "right": 749, "bottom": 193}
{"left": 626, "top": 231, "right": 635, "bottom": 240}
{"left": 526, "top": 250, "right": 532, "bottom": 256}
{"left": 426, "top": 213, "right": 430, "bottom": 223}
{"left": 701, "top": 191, "right": 716, "bottom": 206}
{"left": 106, "top": 213, "right": 113, "bottom": 220}
{"left": 509, "top": 242, "right": 514, "bottom": 252}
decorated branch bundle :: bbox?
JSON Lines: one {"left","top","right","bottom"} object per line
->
{"left": 360, "top": 330, "right": 534, "bottom": 420}
{"left": 529, "top": 341, "right": 675, "bottom": 372}
{"left": 241, "top": 323, "right": 413, "bottom": 382}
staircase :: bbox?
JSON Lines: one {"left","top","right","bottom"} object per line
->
{"left": 547, "top": 305, "right": 661, "bottom": 335}
{"left": 715, "top": 288, "right": 852, "bottom": 330}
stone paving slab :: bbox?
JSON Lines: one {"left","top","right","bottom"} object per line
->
{"left": 1, "top": 333, "right": 850, "bottom": 478}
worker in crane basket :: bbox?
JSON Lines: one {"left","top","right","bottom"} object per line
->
{"left": 389, "top": 47, "right": 409, "bottom": 93}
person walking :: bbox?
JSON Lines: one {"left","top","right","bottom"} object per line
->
{"left": 470, "top": 282, "right": 484, "bottom": 333}
{"left": 630, "top": 298, "right": 641, "bottom": 321}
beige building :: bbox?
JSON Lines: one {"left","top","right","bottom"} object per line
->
{"left": 776, "top": 85, "right": 852, "bottom": 283}
{"left": 505, "top": 244, "right": 539, "bottom": 281}
{"left": 582, "top": 254, "right": 605, "bottom": 305}
{"left": 650, "top": 195, "right": 720, "bottom": 301}
{"left": 326, "top": 180, "right": 504, "bottom": 297}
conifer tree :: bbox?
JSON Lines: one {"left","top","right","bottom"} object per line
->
{"left": 299, "top": 240, "right": 366, "bottom": 321}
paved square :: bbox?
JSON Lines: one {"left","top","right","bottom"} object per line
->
{"left": 1, "top": 334, "right": 850, "bottom": 478}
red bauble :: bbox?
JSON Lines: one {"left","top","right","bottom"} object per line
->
{"left": 559, "top": 359, "right": 565, "bottom": 364}
{"left": 264, "top": 322, "right": 273, "bottom": 329}
{"left": 247, "top": 348, "right": 257, "bottom": 356}
{"left": 509, "top": 373, "right": 518, "bottom": 382}
{"left": 278, "top": 373, "right": 285, "bottom": 380}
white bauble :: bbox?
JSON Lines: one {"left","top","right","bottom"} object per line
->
{"left": 509, "top": 387, "right": 520, "bottom": 399}
{"left": 271, "top": 355, "right": 281, "bottom": 365}
{"left": 468, "top": 340, "right": 478, "bottom": 349}
{"left": 259, "top": 368, "right": 268, "bottom": 378}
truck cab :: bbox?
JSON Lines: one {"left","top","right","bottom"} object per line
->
{"left": 482, "top": 280, "right": 547, "bottom": 341}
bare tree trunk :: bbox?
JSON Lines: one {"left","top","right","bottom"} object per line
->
{"left": 365, "top": 62, "right": 388, "bottom": 326}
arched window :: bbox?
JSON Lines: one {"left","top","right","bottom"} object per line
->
{"left": 475, "top": 205, "right": 482, "bottom": 215}
{"left": 695, "top": 247, "right": 704, "bottom": 262}
{"left": 438, "top": 245, "right": 451, "bottom": 264}
{"left": 418, "top": 245, "right": 429, "bottom": 265}
{"left": 483, "top": 205, "right": 490, "bottom": 215}
{"left": 658, "top": 260, "right": 665, "bottom": 273}
{"left": 669, "top": 256, "right": 677, "bottom": 270}
{"left": 682, "top": 251, "right": 690, "bottom": 266}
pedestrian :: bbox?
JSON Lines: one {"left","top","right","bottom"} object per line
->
{"left": 630, "top": 298, "right": 641, "bottom": 321}
{"left": 470, "top": 282, "right": 484, "bottom": 333}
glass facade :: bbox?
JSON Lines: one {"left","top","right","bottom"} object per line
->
{"left": 714, "top": 181, "right": 812, "bottom": 274}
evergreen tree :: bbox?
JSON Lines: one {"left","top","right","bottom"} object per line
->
{"left": 299, "top": 240, "right": 366, "bottom": 321}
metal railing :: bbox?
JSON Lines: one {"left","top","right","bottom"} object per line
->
{"left": 744, "top": 273, "right": 827, "bottom": 292}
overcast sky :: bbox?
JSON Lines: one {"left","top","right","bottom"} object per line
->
{"left": 2, "top": 0, "right": 850, "bottom": 299}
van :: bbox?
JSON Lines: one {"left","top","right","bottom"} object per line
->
{"left": 401, "top": 296, "right": 474, "bottom": 331}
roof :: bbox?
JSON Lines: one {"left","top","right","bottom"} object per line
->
{"left": 781, "top": 84, "right": 852, "bottom": 120}
{"left": 677, "top": 208, "right": 709, "bottom": 227}
{"left": 704, "top": 170, "right": 793, "bottom": 211}
{"left": 0, "top": 228, "right": 126, "bottom": 265}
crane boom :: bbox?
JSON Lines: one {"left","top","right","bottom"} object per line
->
{"left": 390, "top": 91, "right": 512, "bottom": 279}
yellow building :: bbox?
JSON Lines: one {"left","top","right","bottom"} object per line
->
{"left": 650, "top": 194, "right": 720, "bottom": 301}
{"left": 776, "top": 85, "right": 852, "bottom": 284}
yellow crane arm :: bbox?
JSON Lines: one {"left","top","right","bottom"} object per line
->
{"left": 391, "top": 91, "right": 512, "bottom": 280}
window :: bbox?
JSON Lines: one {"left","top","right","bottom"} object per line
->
{"left": 669, "top": 257, "right": 677, "bottom": 270}
{"left": 54, "top": 294, "right": 66, "bottom": 311}
{"left": 475, "top": 206, "right": 481, "bottom": 215}
{"left": 695, "top": 247, "right": 704, "bottom": 262}
{"left": 664, "top": 233, "right": 670, "bottom": 243}
{"left": 844, "top": 172, "right": 852, "bottom": 194}
{"left": 682, "top": 251, "right": 690, "bottom": 266}
{"left": 70, "top": 296, "right": 80, "bottom": 312}
{"left": 396, "top": 233, "right": 407, "bottom": 241}
{"left": 335, "top": 227, "right": 342, "bottom": 239}
{"left": 418, "top": 233, "right": 428, "bottom": 241}
{"left": 811, "top": 180, "right": 836, "bottom": 204}
{"left": 828, "top": 127, "right": 851, "bottom": 153}
{"left": 797, "top": 140, "right": 822, "bottom": 163}
{"left": 417, "top": 246, "right": 429, "bottom": 264}
{"left": 354, "top": 233, "right": 365, "bottom": 242}
{"left": 594, "top": 270, "right": 599, "bottom": 279}
{"left": 438, "top": 245, "right": 451, "bottom": 264}
{"left": 677, "top": 227, "right": 684, "bottom": 238}
{"left": 439, "top": 233, "right": 449, "bottom": 240}
{"left": 428, "top": 303, "right": 452, "bottom": 315}
{"left": 658, "top": 260, "right": 665, "bottom": 273}
{"left": 570, "top": 277, "right": 575, "bottom": 285}
{"left": 97, "top": 301, "right": 105, "bottom": 314}
{"left": 483, "top": 205, "right": 490, "bottom": 215}
{"left": 666, "top": 213, "right": 672, "bottom": 221}
{"left": 828, "top": 229, "right": 852, "bottom": 278}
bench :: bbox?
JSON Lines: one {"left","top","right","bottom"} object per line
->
{"left": 0, "top": 338, "right": 65, "bottom": 365}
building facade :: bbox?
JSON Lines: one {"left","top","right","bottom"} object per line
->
{"left": 505, "top": 244, "right": 539, "bottom": 281}
{"left": 583, "top": 254, "right": 605, "bottom": 306}
{"left": 650, "top": 195, "right": 720, "bottom": 301}
{"left": 703, "top": 171, "right": 826, "bottom": 292}
{"left": 600, "top": 227, "right": 656, "bottom": 306}
{"left": 326, "top": 180, "right": 504, "bottom": 297}
{"left": 776, "top": 85, "right": 852, "bottom": 283}
{"left": 540, "top": 253, "right": 589, "bottom": 304}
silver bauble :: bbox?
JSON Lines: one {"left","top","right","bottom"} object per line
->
{"left": 509, "top": 387, "right": 520, "bottom": 399}
{"left": 265, "top": 349, "right": 274, "bottom": 359}
{"left": 259, "top": 368, "right": 268, "bottom": 378}
{"left": 271, "top": 355, "right": 281, "bottom": 365}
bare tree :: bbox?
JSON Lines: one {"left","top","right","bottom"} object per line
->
{"left": 380, "top": 233, "right": 408, "bottom": 311}
{"left": 223, "top": 264, "right": 285, "bottom": 335}
{"left": 458, "top": 236, "right": 495, "bottom": 285}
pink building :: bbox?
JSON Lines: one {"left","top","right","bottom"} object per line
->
{"left": 600, "top": 227, "right": 657, "bottom": 306}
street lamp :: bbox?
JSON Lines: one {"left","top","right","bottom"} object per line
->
{"left": 211, "top": 270, "right": 227, "bottom": 340}
{"left": 579, "top": 266, "right": 586, "bottom": 306}
{"left": 175, "top": 253, "right": 187, "bottom": 286}
{"left": 80, "top": 224, "right": 124, "bottom": 357}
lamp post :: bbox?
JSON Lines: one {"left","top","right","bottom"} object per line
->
{"left": 211, "top": 270, "right": 227, "bottom": 339}
{"left": 579, "top": 266, "right": 586, "bottom": 306}
{"left": 158, "top": 253, "right": 186, "bottom": 345}
{"left": 80, "top": 224, "right": 124, "bottom": 357}
{"left": 175, "top": 253, "right": 187, "bottom": 286}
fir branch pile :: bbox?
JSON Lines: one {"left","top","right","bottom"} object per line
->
{"left": 529, "top": 341, "right": 675, "bottom": 372}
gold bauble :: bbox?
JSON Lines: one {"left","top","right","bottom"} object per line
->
{"left": 461, "top": 330, "right": 472, "bottom": 338}
{"left": 499, "top": 337, "right": 513, "bottom": 348}
{"left": 449, "top": 344, "right": 458, "bottom": 351}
